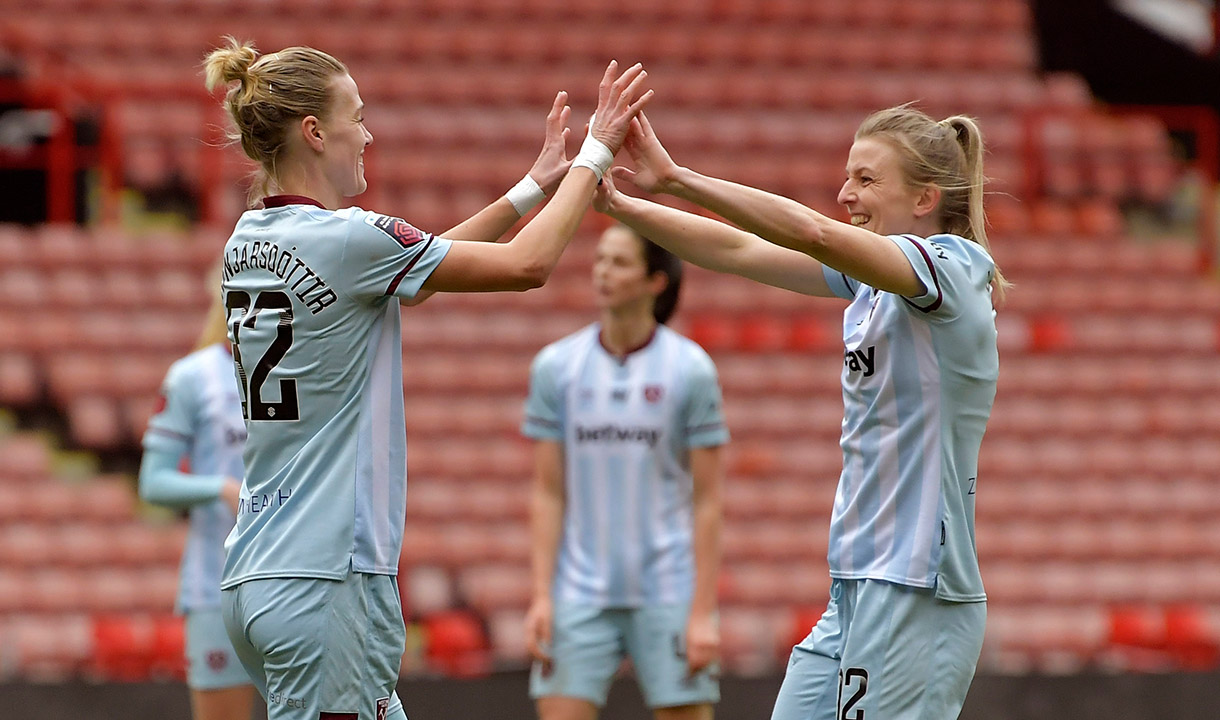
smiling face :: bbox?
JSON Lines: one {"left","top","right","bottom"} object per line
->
{"left": 318, "top": 73, "right": 373, "bottom": 199}
{"left": 837, "top": 136, "right": 929, "bottom": 237}
{"left": 592, "top": 226, "right": 663, "bottom": 315}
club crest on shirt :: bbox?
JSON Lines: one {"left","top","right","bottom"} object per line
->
{"left": 152, "top": 392, "right": 168, "bottom": 415}
{"left": 206, "top": 650, "right": 227, "bottom": 671}
{"left": 644, "top": 385, "right": 664, "bottom": 403}
{"left": 366, "top": 213, "right": 428, "bottom": 248}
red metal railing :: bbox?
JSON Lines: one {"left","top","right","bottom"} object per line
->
{"left": 0, "top": 79, "right": 92, "bottom": 223}
{"left": 0, "top": 76, "right": 233, "bottom": 226}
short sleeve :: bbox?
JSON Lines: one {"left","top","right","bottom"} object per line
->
{"left": 522, "top": 348, "right": 564, "bottom": 441}
{"left": 682, "top": 349, "right": 730, "bottom": 448}
{"left": 142, "top": 360, "right": 195, "bottom": 456}
{"left": 822, "top": 263, "right": 861, "bottom": 300}
{"left": 889, "top": 233, "right": 993, "bottom": 321}
{"left": 340, "top": 209, "right": 453, "bottom": 302}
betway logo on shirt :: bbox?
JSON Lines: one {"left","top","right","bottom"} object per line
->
{"left": 575, "top": 424, "right": 662, "bottom": 448}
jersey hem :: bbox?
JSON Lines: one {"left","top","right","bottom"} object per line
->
{"left": 220, "top": 569, "right": 349, "bottom": 590}
{"left": 350, "top": 563, "right": 399, "bottom": 575}
{"left": 828, "top": 570, "right": 987, "bottom": 603}
{"left": 934, "top": 591, "right": 988, "bottom": 603}
{"left": 828, "top": 569, "right": 936, "bottom": 589}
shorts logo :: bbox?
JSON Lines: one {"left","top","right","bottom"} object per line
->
{"left": 376, "top": 697, "right": 390, "bottom": 720}
{"left": 368, "top": 214, "right": 428, "bottom": 248}
{"left": 644, "top": 385, "right": 664, "bottom": 403}
{"left": 206, "top": 650, "right": 227, "bottom": 671}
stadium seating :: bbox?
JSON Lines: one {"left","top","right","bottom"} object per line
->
{"left": 1, "top": 0, "right": 1218, "bottom": 681}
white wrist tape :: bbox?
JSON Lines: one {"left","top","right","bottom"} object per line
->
{"left": 506, "top": 174, "right": 546, "bottom": 216}
{"left": 571, "top": 133, "right": 615, "bottom": 181}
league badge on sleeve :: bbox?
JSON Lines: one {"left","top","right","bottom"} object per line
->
{"left": 365, "top": 213, "right": 429, "bottom": 248}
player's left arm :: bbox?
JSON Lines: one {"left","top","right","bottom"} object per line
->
{"left": 401, "top": 92, "right": 572, "bottom": 306}
{"left": 687, "top": 443, "right": 724, "bottom": 676}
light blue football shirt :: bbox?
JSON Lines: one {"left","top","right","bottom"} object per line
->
{"left": 523, "top": 323, "right": 729, "bottom": 608}
{"left": 219, "top": 197, "right": 451, "bottom": 588}
{"left": 142, "top": 343, "right": 245, "bottom": 611}
{"left": 821, "top": 233, "right": 997, "bottom": 602}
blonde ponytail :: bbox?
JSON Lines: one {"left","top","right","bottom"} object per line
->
{"left": 944, "top": 115, "right": 1010, "bottom": 301}
{"left": 856, "top": 106, "right": 1010, "bottom": 302}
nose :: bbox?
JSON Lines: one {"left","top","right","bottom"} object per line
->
{"left": 364, "top": 126, "right": 374, "bottom": 146}
{"left": 837, "top": 180, "right": 854, "bottom": 206}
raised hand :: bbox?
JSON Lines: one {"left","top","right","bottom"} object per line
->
{"left": 616, "top": 112, "right": 680, "bottom": 194}
{"left": 587, "top": 60, "right": 653, "bottom": 155}
{"left": 526, "top": 91, "right": 573, "bottom": 196}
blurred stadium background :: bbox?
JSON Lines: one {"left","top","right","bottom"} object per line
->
{"left": 1, "top": 0, "right": 1218, "bottom": 718}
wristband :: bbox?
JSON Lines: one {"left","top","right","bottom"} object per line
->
{"left": 571, "top": 132, "right": 615, "bottom": 181}
{"left": 506, "top": 174, "right": 546, "bottom": 216}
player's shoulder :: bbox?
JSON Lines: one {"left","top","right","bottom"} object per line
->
{"left": 911, "top": 233, "right": 993, "bottom": 267}
{"left": 660, "top": 325, "right": 719, "bottom": 370}
{"left": 533, "top": 324, "right": 599, "bottom": 369}
{"left": 167, "top": 344, "right": 228, "bottom": 384}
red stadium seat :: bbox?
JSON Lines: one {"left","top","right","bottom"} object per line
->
{"left": 422, "top": 609, "right": 491, "bottom": 678}
{"left": 90, "top": 614, "right": 155, "bottom": 681}
{"left": 0, "top": 433, "right": 53, "bottom": 483}
{"left": 150, "top": 614, "right": 186, "bottom": 680}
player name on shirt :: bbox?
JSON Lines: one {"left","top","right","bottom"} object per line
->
{"left": 574, "top": 423, "right": 662, "bottom": 448}
{"left": 222, "top": 240, "right": 338, "bottom": 315}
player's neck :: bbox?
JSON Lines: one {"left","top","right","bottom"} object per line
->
{"left": 599, "top": 309, "right": 657, "bottom": 360}
{"left": 274, "top": 164, "right": 342, "bottom": 210}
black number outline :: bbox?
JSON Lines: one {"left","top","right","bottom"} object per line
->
{"left": 837, "top": 667, "right": 868, "bottom": 720}
{"left": 225, "top": 289, "right": 299, "bottom": 422}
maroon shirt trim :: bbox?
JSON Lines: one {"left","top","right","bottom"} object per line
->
{"left": 262, "top": 195, "right": 326, "bottom": 209}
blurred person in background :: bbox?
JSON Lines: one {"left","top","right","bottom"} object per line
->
{"left": 203, "top": 35, "right": 651, "bottom": 720}
{"left": 594, "top": 106, "right": 1004, "bottom": 720}
{"left": 139, "top": 282, "right": 254, "bottom": 720}
{"left": 522, "top": 223, "right": 728, "bottom": 720}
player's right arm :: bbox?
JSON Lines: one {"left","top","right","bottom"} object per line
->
{"left": 594, "top": 172, "right": 836, "bottom": 297}
{"left": 138, "top": 363, "right": 240, "bottom": 513}
{"left": 419, "top": 60, "right": 653, "bottom": 293}
{"left": 138, "top": 451, "right": 241, "bottom": 513}
{"left": 521, "top": 345, "right": 567, "bottom": 669}
{"left": 612, "top": 112, "right": 920, "bottom": 296}
{"left": 525, "top": 439, "right": 564, "bottom": 670}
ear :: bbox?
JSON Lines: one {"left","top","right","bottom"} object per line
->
{"left": 912, "top": 184, "right": 941, "bottom": 220}
{"left": 647, "top": 270, "right": 668, "bottom": 298}
{"left": 300, "top": 116, "right": 324, "bottom": 153}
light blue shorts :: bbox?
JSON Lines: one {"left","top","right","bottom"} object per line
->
{"left": 222, "top": 571, "right": 407, "bottom": 720}
{"left": 185, "top": 608, "right": 253, "bottom": 690}
{"left": 530, "top": 603, "right": 719, "bottom": 709}
{"left": 771, "top": 579, "right": 986, "bottom": 720}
